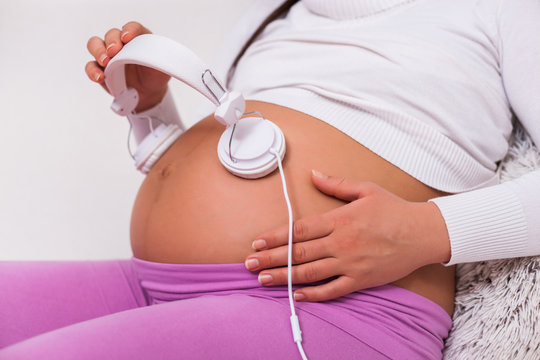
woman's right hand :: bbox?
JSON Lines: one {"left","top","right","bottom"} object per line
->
{"left": 85, "top": 22, "right": 170, "bottom": 112}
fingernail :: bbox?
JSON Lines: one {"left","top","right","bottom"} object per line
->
{"left": 245, "top": 258, "right": 259, "bottom": 270}
{"left": 94, "top": 72, "right": 102, "bottom": 82}
{"left": 106, "top": 43, "right": 116, "bottom": 54}
{"left": 252, "top": 239, "right": 267, "bottom": 250}
{"left": 99, "top": 53, "right": 108, "bottom": 65}
{"left": 294, "top": 292, "right": 306, "bottom": 301}
{"left": 121, "top": 32, "right": 130, "bottom": 42}
{"left": 258, "top": 273, "right": 273, "bottom": 285}
{"left": 312, "top": 169, "right": 328, "bottom": 179}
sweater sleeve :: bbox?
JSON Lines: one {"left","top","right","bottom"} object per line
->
{"left": 430, "top": 170, "right": 540, "bottom": 265}
{"left": 429, "top": 0, "right": 540, "bottom": 265}
{"left": 128, "top": 88, "right": 184, "bottom": 145}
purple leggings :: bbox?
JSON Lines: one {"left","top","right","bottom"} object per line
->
{"left": 0, "top": 257, "right": 451, "bottom": 359}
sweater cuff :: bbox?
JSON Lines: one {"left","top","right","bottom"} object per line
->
{"left": 429, "top": 181, "right": 529, "bottom": 265}
{"left": 128, "top": 88, "right": 184, "bottom": 144}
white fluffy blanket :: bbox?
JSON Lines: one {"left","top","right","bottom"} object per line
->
{"left": 443, "top": 124, "right": 540, "bottom": 359}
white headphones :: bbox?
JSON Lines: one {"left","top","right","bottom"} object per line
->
{"left": 104, "top": 34, "right": 286, "bottom": 179}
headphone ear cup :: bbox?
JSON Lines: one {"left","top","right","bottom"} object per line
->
{"left": 134, "top": 124, "right": 183, "bottom": 174}
{"left": 218, "top": 117, "right": 286, "bottom": 179}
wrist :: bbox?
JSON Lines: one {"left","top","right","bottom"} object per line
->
{"left": 413, "top": 201, "right": 451, "bottom": 264}
{"left": 425, "top": 201, "right": 451, "bottom": 263}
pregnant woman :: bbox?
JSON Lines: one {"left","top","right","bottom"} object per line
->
{"left": 2, "top": 0, "right": 539, "bottom": 359}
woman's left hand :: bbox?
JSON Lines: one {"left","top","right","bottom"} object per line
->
{"left": 244, "top": 170, "right": 451, "bottom": 302}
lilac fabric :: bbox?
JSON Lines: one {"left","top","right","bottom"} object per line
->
{"left": 0, "top": 257, "right": 451, "bottom": 359}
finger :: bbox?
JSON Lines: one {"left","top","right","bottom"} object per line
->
{"left": 254, "top": 214, "right": 334, "bottom": 251}
{"left": 87, "top": 36, "right": 108, "bottom": 67}
{"left": 293, "top": 275, "right": 356, "bottom": 302}
{"left": 85, "top": 61, "right": 104, "bottom": 83}
{"left": 121, "top": 21, "right": 152, "bottom": 43}
{"left": 311, "top": 170, "right": 379, "bottom": 202}
{"left": 104, "top": 28, "right": 122, "bottom": 58}
{"left": 246, "top": 237, "right": 333, "bottom": 272}
{"left": 85, "top": 61, "right": 109, "bottom": 93}
{"left": 256, "top": 258, "right": 340, "bottom": 286}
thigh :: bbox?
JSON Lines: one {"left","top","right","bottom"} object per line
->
{"left": 0, "top": 294, "right": 388, "bottom": 360}
{"left": 0, "top": 260, "right": 146, "bottom": 348}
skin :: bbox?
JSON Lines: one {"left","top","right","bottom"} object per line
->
{"left": 245, "top": 171, "right": 451, "bottom": 302}
{"left": 86, "top": 22, "right": 453, "bottom": 311}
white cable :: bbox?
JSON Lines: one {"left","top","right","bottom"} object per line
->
{"left": 126, "top": 117, "right": 136, "bottom": 160}
{"left": 269, "top": 148, "right": 309, "bottom": 360}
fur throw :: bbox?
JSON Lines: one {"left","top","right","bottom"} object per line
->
{"left": 443, "top": 124, "right": 540, "bottom": 360}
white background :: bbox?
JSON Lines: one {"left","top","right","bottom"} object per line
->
{"left": 0, "top": 0, "right": 253, "bottom": 260}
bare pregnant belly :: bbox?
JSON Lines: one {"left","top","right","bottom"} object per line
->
{"left": 131, "top": 100, "right": 455, "bottom": 315}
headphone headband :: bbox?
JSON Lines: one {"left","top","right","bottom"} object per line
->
{"left": 102, "top": 34, "right": 283, "bottom": 180}
{"left": 104, "top": 34, "right": 220, "bottom": 107}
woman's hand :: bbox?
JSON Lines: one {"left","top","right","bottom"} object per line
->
{"left": 244, "top": 170, "right": 451, "bottom": 302}
{"left": 85, "top": 22, "right": 170, "bottom": 112}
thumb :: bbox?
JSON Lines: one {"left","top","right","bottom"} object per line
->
{"left": 311, "top": 170, "right": 378, "bottom": 201}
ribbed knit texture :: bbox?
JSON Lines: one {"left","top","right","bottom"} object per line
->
{"left": 230, "top": 0, "right": 517, "bottom": 194}
{"left": 502, "top": 170, "right": 540, "bottom": 253}
{"left": 430, "top": 167, "right": 540, "bottom": 265}
{"left": 430, "top": 183, "right": 528, "bottom": 265}
{"left": 302, "top": 0, "right": 415, "bottom": 19}
{"left": 247, "top": 88, "right": 499, "bottom": 193}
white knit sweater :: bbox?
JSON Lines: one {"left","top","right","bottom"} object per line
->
{"left": 129, "top": 0, "right": 540, "bottom": 266}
